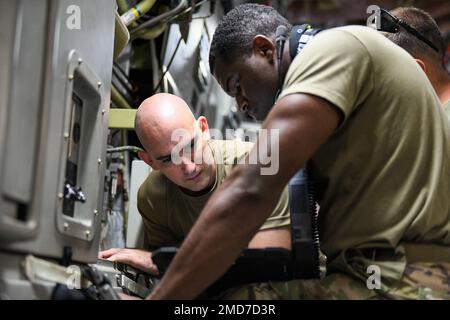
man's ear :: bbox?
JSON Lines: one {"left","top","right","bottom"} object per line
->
{"left": 138, "top": 151, "right": 156, "bottom": 170}
{"left": 197, "top": 116, "right": 210, "bottom": 140}
{"left": 253, "top": 35, "right": 276, "bottom": 63}
{"left": 415, "top": 59, "right": 427, "bottom": 73}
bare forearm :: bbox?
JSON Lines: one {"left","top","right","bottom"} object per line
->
{"left": 148, "top": 168, "right": 284, "bottom": 299}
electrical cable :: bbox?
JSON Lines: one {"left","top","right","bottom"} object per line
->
{"left": 107, "top": 146, "right": 144, "bottom": 154}
{"left": 113, "top": 64, "right": 136, "bottom": 93}
{"left": 130, "top": 0, "right": 187, "bottom": 35}
{"left": 152, "top": 35, "right": 183, "bottom": 93}
{"left": 167, "top": 0, "right": 211, "bottom": 23}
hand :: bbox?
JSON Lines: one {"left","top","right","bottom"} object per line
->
{"left": 118, "top": 292, "right": 142, "bottom": 300}
{"left": 98, "top": 248, "right": 159, "bottom": 275}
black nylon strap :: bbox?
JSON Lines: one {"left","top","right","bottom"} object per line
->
{"left": 289, "top": 24, "right": 322, "bottom": 60}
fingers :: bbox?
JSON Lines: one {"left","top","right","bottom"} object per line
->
{"left": 106, "top": 252, "right": 132, "bottom": 265}
{"left": 118, "top": 292, "right": 142, "bottom": 300}
{"left": 147, "top": 263, "right": 160, "bottom": 276}
{"left": 98, "top": 248, "right": 159, "bottom": 275}
{"left": 98, "top": 248, "right": 122, "bottom": 259}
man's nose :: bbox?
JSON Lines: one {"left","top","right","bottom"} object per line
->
{"left": 180, "top": 157, "right": 196, "bottom": 175}
{"left": 236, "top": 94, "right": 249, "bottom": 113}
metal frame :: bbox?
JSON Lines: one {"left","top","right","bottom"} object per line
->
{"left": 54, "top": 50, "right": 105, "bottom": 242}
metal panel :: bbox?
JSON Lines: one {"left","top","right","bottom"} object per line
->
{"left": 0, "top": 1, "right": 16, "bottom": 179}
{"left": 54, "top": 49, "right": 105, "bottom": 242}
{"left": 0, "top": 0, "right": 116, "bottom": 263}
{"left": 0, "top": 0, "right": 48, "bottom": 241}
{"left": 2, "top": 0, "right": 48, "bottom": 204}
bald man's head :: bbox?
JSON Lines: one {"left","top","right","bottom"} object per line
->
{"left": 135, "top": 93, "right": 216, "bottom": 193}
{"left": 135, "top": 93, "right": 196, "bottom": 152}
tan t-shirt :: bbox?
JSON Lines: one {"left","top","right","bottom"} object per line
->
{"left": 444, "top": 100, "right": 450, "bottom": 120}
{"left": 278, "top": 26, "right": 450, "bottom": 281}
{"left": 138, "top": 139, "right": 290, "bottom": 250}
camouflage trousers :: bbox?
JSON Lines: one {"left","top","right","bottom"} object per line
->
{"left": 217, "top": 263, "right": 450, "bottom": 300}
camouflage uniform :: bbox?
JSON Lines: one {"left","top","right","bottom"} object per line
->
{"left": 217, "top": 263, "right": 450, "bottom": 300}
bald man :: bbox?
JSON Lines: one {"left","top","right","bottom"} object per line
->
{"left": 99, "top": 94, "right": 291, "bottom": 289}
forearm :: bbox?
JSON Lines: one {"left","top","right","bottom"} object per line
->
{"left": 148, "top": 167, "right": 284, "bottom": 299}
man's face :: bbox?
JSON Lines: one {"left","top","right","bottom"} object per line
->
{"left": 148, "top": 121, "right": 215, "bottom": 192}
{"left": 213, "top": 50, "right": 279, "bottom": 121}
